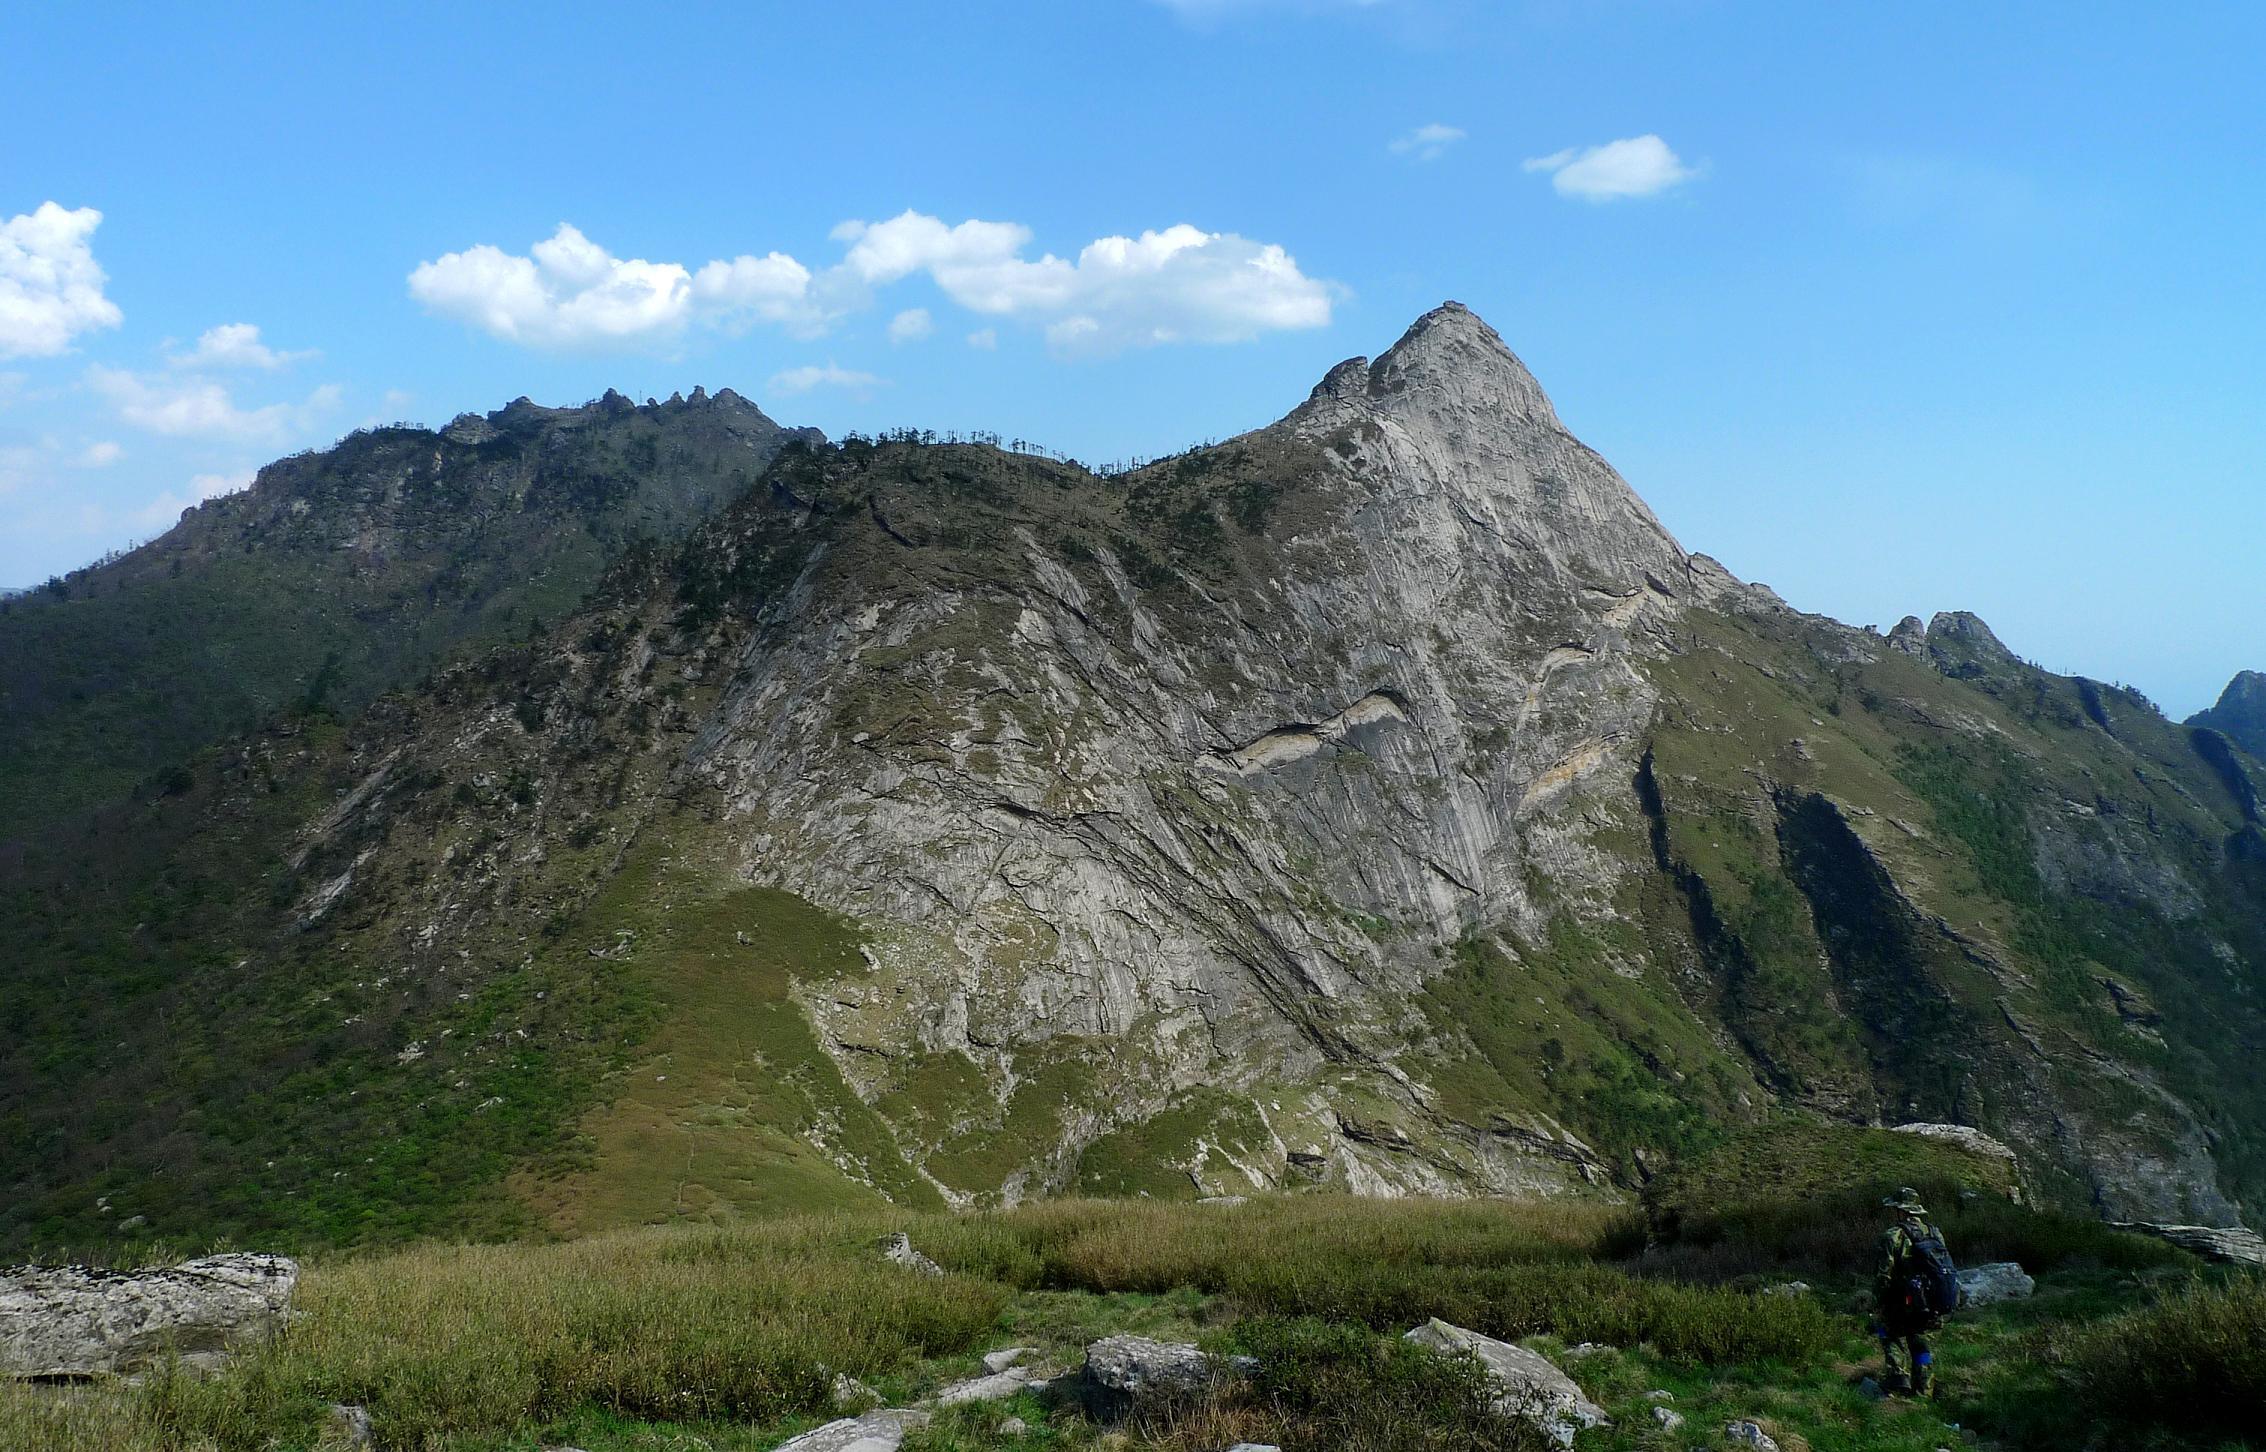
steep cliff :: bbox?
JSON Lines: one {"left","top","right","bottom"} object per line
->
{"left": 4, "top": 306, "right": 2260, "bottom": 1254}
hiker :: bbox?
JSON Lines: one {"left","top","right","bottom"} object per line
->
{"left": 1872, "top": 1187, "right": 1960, "bottom": 1397}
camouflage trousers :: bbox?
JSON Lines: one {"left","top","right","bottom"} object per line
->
{"left": 1879, "top": 1321, "right": 1937, "bottom": 1395}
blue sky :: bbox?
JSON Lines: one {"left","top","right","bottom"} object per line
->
{"left": 3, "top": 1, "right": 2260, "bottom": 715}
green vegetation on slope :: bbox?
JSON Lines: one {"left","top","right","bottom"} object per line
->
{"left": 0, "top": 1188, "right": 2251, "bottom": 1452}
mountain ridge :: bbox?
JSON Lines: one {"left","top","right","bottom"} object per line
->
{"left": 3, "top": 303, "right": 2260, "bottom": 1255}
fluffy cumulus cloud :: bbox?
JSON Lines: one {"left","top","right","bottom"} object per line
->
{"left": 1523, "top": 135, "right": 1698, "bottom": 201}
{"left": 966, "top": 328, "right": 998, "bottom": 351}
{"left": 0, "top": 203, "right": 124, "bottom": 360}
{"left": 833, "top": 211, "right": 1335, "bottom": 353}
{"left": 768, "top": 362, "right": 885, "bottom": 397}
{"left": 408, "top": 224, "right": 825, "bottom": 350}
{"left": 88, "top": 364, "right": 340, "bottom": 443}
{"left": 1390, "top": 123, "right": 1466, "bottom": 161}
{"left": 410, "top": 213, "right": 1336, "bottom": 357}
{"left": 168, "top": 322, "right": 313, "bottom": 370}
{"left": 76, "top": 440, "right": 122, "bottom": 467}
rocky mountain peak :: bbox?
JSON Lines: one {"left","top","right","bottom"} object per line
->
{"left": 1283, "top": 300, "right": 1686, "bottom": 602}
{"left": 2191, "top": 670, "right": 2266, "bottom": 758}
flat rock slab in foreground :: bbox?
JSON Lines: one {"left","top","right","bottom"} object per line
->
{"left": 1, "top": 1253, "right": 298, "bottom": 1377}
{"left": 1403, "top": 1318, "right": 1609, "bottom": 1449}
{"left": 773, "top": 1408, "right": 931, "bottom": 1452}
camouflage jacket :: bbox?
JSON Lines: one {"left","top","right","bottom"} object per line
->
{"left": 1874, "top": 1215, "right": 1944, "bottom": 1308}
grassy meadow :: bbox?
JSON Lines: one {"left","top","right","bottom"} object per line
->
{"left": 2, "top": 1181, "right": 2258, "bottom": 1452}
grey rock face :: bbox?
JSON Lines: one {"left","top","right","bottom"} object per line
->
{"left": 1402, "top": 1318, "right": 1608, "bottom": 1448}
{"left": 0, "top": 1252, "right": 296, "bottom": 1377}
{"left": 688, "top": 301, "right": 1722, "bottom": 1201}
{"left": 2111, "top": 1222, "right": 2266, "bottom": 1267}
{"left": 1955, "top": 1262, "right": 2035, "bottom": 1306}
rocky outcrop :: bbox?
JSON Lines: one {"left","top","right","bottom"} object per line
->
{"left": 1402, "top": 1319, "right": 1607, "bottom": 1448}
{"left": 0, "top": 1253, "right": 297, "bottom": 1377}
{"left": 880, "top": 1233, "right": 942, "bottom": 1276}
{"left": 1891, "top": 1123, "right": 2018, "bottom": 1162}
{"left": 2111, "top": 1222, "right": 2266, "bottom": 1267}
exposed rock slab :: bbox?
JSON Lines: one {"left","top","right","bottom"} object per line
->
{"left": 773, "top": 1408, "right": 931, "bottom": 1452}
{"left": 0, "top": 1253, "right": 297, "bottom": 1377}
{"left": 2111, "top": 1222, "right": 2266, "bottom": 1267}
{"left": 1402, "top": 1318, "right": 1607, "bottom": 1448}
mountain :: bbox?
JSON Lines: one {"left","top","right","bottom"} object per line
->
{"left": 0, "top": 387, "right": 815, "bottom": 838}
{"left": 4, "top": 304, "right": 2262, "bottom": 1255}
{"left": 2191, "top": 671, "right": 2266, "bottom": 760}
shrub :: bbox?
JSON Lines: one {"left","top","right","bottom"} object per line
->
{"left": 2058, "top": 1276, "right": 2266, "bottom": 1438}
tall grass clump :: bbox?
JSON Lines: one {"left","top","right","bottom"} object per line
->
{"left": 2058, "top": 1276, "right": 2266, "bottom": 1439}
{"left": 289, "top": 1223, "right": 1005, "bottom": 1445}
{"left": 1224, "top": 1317, "right": 1549, "bottom": 1452}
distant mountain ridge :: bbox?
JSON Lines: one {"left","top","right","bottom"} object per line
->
{"left": 2191, "top": 670, "right": 2266, "bottom": 759}
{"left": 3, "top": 304, "right": 2261, "bottom": 1256}
{"left": 0, "top": 387, "right": 816, "bottom": 837}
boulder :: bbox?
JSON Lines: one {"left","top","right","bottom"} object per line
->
{"left": 1725, "top": 1420, "right": 1781, "bottom": 1450}
{"left": 772, "top": 1408, "right": 930, "bottom": 1452}
{"left": 0, "top": 1252, "right": 297, "bottom": 1377}
{"left": 1652, "top": 1405, "right": 1685, "bottom": 1431}
{"left": 2110, "top": 1222, "right": 2266, "bottom": 1268}
{"left": 1074, "top": 1335, "right": 1220, "bottom": 1418}
{"left": 1402, "top": 1319, "right": 1608, "bottom": 1449}
{"left": 879, "top": 1233, "right": 943, "bottom": 1276}
{"left": 982, "top": 1345, "right": 1034, "bottom": 1374}
{"left": 1955, "top": 1262, "right": 2034, "bottom": 1306}
{"left": 996, "top": 1416, "right": 1027, "bottom": 1436}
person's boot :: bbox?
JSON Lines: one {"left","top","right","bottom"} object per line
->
{"left": 1882, "top": 1371, "right": 1911, "bottom": 1396}
{"left": 1911, "top": 1352, "right": 1935, "bottom": 1399}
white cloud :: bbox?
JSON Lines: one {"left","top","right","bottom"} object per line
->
{"left": 833, "top": 210, "right": 1336, "bottom": 354}
{"left": 1524, "top": 135, "right": 1697, "bottom": 201}
{"left": 769, "top": 362, "right": 885, "bottom": 398}
{"left": 75, "top": 440, "right": 122, "bottom": 467}
{"left": 168, "top": 322, "right": 313, "bottom": 370}
{"left": 966, "top": 328, "right": 998, "bottom": 351}
{"left": 409, "top": 224, "right": 829, "bottom": 351}
{"left": 88, "top": 365, "right": 341, "bottom": 442}
{"left": 0, "top": 203, "right": 124, "bottom": 359}
{"left": 1391, "top": 123, "right": 1466, "bottom": 161}
{"left": 412, "top": 212, "right": 1336, "bottom": 357}
{"left": 887, "top": 307, "right": 933, "bottom": 344}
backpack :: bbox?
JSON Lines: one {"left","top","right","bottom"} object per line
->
{"left": 1902, "top": 1225, "right": 1962, "bottom": 1318}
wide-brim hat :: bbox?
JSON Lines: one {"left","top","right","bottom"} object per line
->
{"left": 1881, "top": 1186, "right": 1927, "bottom": 1214}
